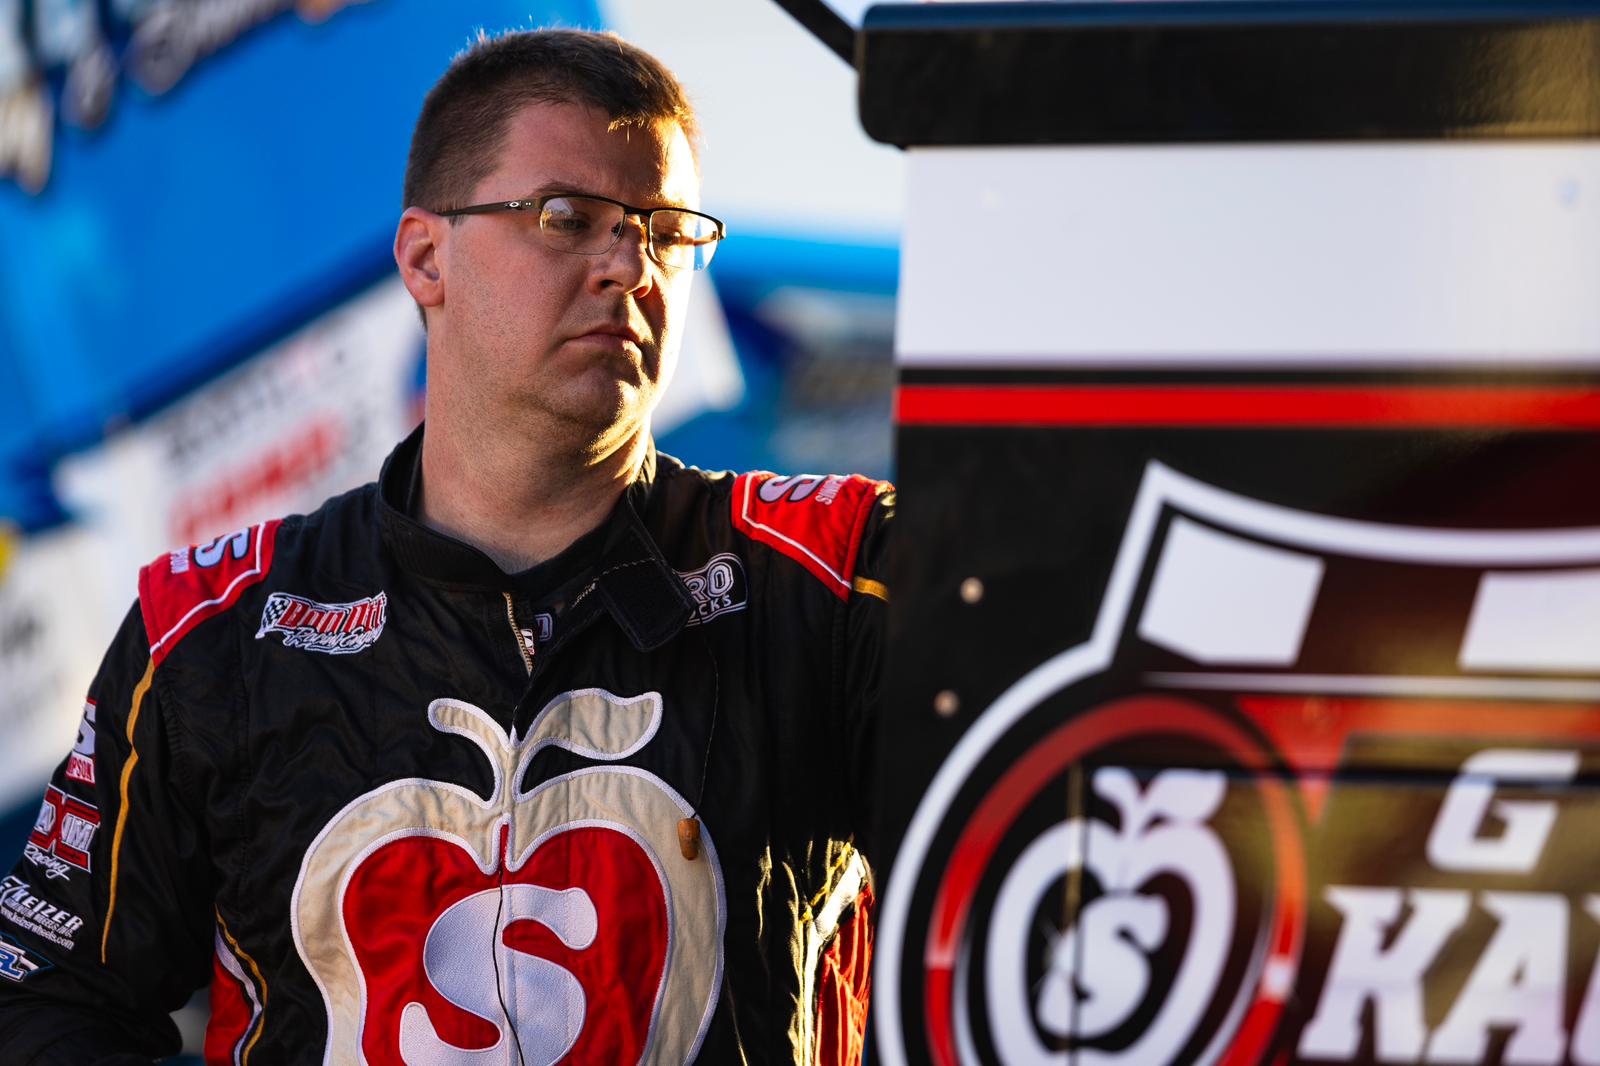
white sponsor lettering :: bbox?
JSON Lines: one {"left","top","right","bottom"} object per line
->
{"left": 72, "top": 702, "right": 93, "bottom": 754}
{"left": 0, "top": 932, "right": 47, "bottom": 981}
{"left": 31, "top": 801, "right": 55, "bottom": 838}
{"left": 1301, "top": 888, "right": 1472, "bottom": 1061}
{"left": 678, "top": 553, "right": 748, "bottom": 625}
{"left": 57, "top": 812, "right": 95, "bottom": 853}
{"left": 0, "top": 875, "right": 83, "bottom": 948}
{"left": 194, "top": 527, "right": 250, "bottom": 568}
{"left": 1304, "top": 890, "right": 1600, "bottom": 1064}
{"left": 1426, "top": 893, "right": 1568, "bottom": 1065}
{"left": 65, "top": 700, "right": 96, "bottom": 785}
{"left": 1575, "top": 898, "right": 1600, "bottom": 1066}
{"left": 1425, "top": 749, "right": 1579, "bottom": 874}
{"left": 22, "top": 842, "right": 73, "bottom": 880}
{"left": 757, "top": 473, "right": 826, "bottom": 504}
{"left": 1304, "top": 748, "right": 1600, "bottom": 1064}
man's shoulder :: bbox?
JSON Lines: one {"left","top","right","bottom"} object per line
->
{"left": 653, "top": 452, "right": 892, "bottom": 601}
{"left": 135, "top": 480, "right": 381, "bottom": 667}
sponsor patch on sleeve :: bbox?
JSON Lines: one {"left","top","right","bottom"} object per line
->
{"left": 0, "top": 931, "right": 51, "bottom": 982}
{"left": 732, "top": 472, "right": 891, "bottom": 599}
{"left": 64, "top": 700, "right": 95, "bottom": 786}
{"left": 1, "top": 875, "right": 84, "bottom": 950}
{"left": 26, "top": 786, "right": 98, "bottom": 879}
{"left": 140, "top": 521, "right": 282, "bottom": 666}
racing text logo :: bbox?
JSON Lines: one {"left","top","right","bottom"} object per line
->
{"left": 257, "top": 590, "right": 387, "bottom": 654}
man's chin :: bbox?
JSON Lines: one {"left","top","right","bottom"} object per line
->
{"left": 542, "top": 385, "right": 655, "bottom": 450}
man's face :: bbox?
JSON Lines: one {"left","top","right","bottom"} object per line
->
{"left": 428, "top": 101, "right": 700, "bottom": 454}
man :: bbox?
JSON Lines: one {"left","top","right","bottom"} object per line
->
{"left": 0, "top": 28, "right": 891, "bottom": 1065}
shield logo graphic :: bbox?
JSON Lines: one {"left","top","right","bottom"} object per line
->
{"left": 876, "top": 461, "right": 1600, "bottom": 1066}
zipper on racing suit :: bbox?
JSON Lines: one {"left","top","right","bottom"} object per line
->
{"left": 503, "top": 591, "right": 535, "bottom": 675}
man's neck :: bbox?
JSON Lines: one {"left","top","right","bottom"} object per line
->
{"left": 416, "top": 421, "right": 647, "bottom": 575}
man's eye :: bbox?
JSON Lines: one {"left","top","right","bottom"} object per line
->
{"left": 653, "top": 212, "right": 717, "bottom": 248}
{"left": 544, "top": 215, "right": 592, "bottom": 234}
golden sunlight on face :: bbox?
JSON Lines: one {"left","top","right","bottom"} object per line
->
{"left": 434, "top": 101, "right": 701, "bottom": 454}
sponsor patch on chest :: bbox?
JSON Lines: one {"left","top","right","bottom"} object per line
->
{"left": 257, "top": 591, "right": 387, "bottom": 654}
{"left": 677, "top": 553, "right": 748, "bottom": 625}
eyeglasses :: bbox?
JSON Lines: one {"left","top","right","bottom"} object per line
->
{"left": 438, "top": 193, "right": 726, "bottom": 271}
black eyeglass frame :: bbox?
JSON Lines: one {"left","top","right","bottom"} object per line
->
{"left": 437, "top": 192, "right": 727, "bottom": 270}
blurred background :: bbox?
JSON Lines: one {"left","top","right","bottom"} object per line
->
{"left": 0, "top": 0, "right": 899, "bottom": 1054}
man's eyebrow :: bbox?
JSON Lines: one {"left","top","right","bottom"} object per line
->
{"left": 528, "top": 181, "right": 693, "bottom": 210}
{"left": 529, "top": 178, "right": 589, "bottom": 195}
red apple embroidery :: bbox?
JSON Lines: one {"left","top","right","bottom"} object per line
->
{"left": 292, "top": 691, "right": 725, "bottom": 1065}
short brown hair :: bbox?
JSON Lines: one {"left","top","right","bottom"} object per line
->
{"left": 403, "top": 28, "right": 699, "bottom": 214}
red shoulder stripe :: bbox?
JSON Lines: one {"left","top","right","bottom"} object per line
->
{"left": 139, "top": 520, "right": 281, "bottom": 666}
{"left": 732, "top": 472, "right": 890, "bottom": 600}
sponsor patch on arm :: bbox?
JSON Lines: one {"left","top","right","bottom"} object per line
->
{"left": 139, "top": 521, "right": 281, "bottom": 666}
{"left": 732, "top": 473, "right": 892, "bottom": 600}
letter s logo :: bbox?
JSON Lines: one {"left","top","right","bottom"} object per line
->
{"left": 987, "top": 767, "right": 1235, "bottom": 1066}
{"left": 194, "top": 528, "right": 251, "bottom": 568}
{"left": 399, "top": 885, "right": 599, "bottom": 1064}
{"left": 757, "top": 474, "right": 827, "bottom": 504}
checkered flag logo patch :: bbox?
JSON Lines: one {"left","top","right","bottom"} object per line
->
{"left": 257, "top": 591, "right": 387, "bottom": 655}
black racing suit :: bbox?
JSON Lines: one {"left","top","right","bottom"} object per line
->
{"left": 0, "top": 427, "right": 892, "bottom": 1065}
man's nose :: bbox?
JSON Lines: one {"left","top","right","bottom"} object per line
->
{"left": 595, "top": 214, "right": 653, "bottom": 291}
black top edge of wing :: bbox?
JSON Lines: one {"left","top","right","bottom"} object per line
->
{"left": 771, "top": 0, "right": 858, "bottom": 66}
{"left": 858, "top": 0, "right": 1600, "bottom": 146}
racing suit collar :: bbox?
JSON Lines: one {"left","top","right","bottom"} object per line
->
{"left": 376, "top": 425, "right": 694, "bottom": 651}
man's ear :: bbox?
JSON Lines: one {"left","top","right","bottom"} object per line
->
{"left": 395, "top": 207, "right": 447, "bottom": 311}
